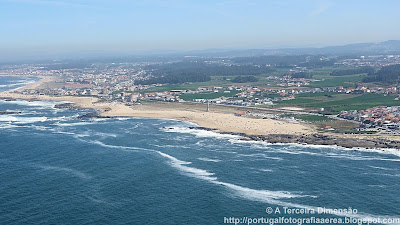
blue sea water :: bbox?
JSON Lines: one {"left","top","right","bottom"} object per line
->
{"left": 0, "top": 76, "right": 399, "bottom": 224}
{"left": 0, "top": 76, "right": 40, "bottom": 93}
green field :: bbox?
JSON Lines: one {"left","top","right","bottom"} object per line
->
{"left": 138, "top": 80, "right": 233, "bottom": 93}
{"left": 300, "top": 66, "right": 367, "bottom": 88}
{"left": 307, "top": 74, "right": 367, "bottom": 88}
{"left": 293, "top": 115, "right": 333, "bottom": 122}
{"left": 277, "top": 93, "right": 400, "bottom": 114}
{"left": 179, "top": 90, "right": 240, "bottom": 101}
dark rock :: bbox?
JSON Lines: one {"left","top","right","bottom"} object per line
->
{"left": 0, "top": 111, "right": 21, "bottom": 115}
{"left": 188, "top": 126, "right": 218, "bottom": 131}
{"left": 54, "top": 103, "right": 83, "bottom": 110}
{"left": 77, "top": 112, "right": 111, "bottom": 119}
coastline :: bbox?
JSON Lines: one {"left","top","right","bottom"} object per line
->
{"left": 2, "top": 77, "right": 400, "bottom": 150}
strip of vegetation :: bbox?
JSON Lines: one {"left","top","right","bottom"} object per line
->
{"left": 136, "top": 72, "right": 211, "bottom": 85}
{"left": 231, "top": 76, "right": 258, "bottom": 83}
{"left": 362, "top": 64, "right": 400, "bottom": 84}
{"left": 179, "top": 90, "right": 240, "bottom": 101}
{"left": 330, "top": 67, "right": 374, "bottom": 76}
{"left": 279, "top": 93, "right": 400, "bottom": 114}
{"left": 294, "top": 115, "right": 333, "bottom": 122}
{"left": 138, "top": 61, "right": 275, "bottom": 85}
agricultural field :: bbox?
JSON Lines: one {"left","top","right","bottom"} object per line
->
{"left": 138, "top": 79, "right": 233, "bottom": 93}
{"left": 307, "top": 74, "right": 367, "bottom": 88}
{"left": 276, "top": 93, "right": 400, "bottom": 114}
{"left": 179, "top": 90, "right": 240, "bottom": 101}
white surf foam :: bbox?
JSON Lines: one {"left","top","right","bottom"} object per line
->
{"left": 0, "top": 115, "right": 47, "bottom": 124}
{"left": 37, "top": 165, "right": 92, "bottom": 179}
{"left": 54, "top": 131, "right": 78, "bottom": 135}
{"left": 152, "top": 144, "right": 190, "bottom": 149}
{"left": 0, "top": 99, "right": 59, "bottom": 108}
{"left": 84, "top": 140, "right": 150, "bottom": 152}
{"left": 163, "top": 126, "right": 242, "bottom": 140}
{"left": 0, "top": 79, "right": 36, "bottom": 89}
{"left": 157, "top": 151, "right": 217, "bottom": 181}
{"left": 156, "top": 151, "right": 311, "bottom": 199}
{"left": 275, "top": 201, "right": 400, "bottom": 225}
{"left": 0, "top": 123, "right": 17, "bottom": 129}
{"left": 362, "top": 172, "right": 400, "bottom": 177}
{"left": 248, "top": 143, "right": 400, "bottom": 162}
{"left": 198, "top": 157, "right": 221, "bottom": 162}
{"left": 116, "top": 117, "right": 130, "bottom": 121}
{"left": 55, "top": 121, "right": 93, "bottom": 127}
{"left": 258, "top": 168, "right": 274, "bottom": 172}
{"left": 236, "top": 153, "right": 283, "bottom": 161}
{"left": 156, "top": 150, "right": 399, "bottom": 224}
{"left": 30, "top": 125, "right": 55, "bottom": 131}
{"left": 368, "top": 166, "right": 398, "bottom": 171}
{"left": 91, "top": 117, "right": 111, "bottom": 122}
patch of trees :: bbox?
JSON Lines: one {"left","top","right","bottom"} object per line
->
{"left": 145, "top": 62, "right": 275, "bottom": 77}
{"left": 330, "top": 67, "right": 374, "bottom": 76}
{"left": 135, "top": 72, "right": 211, "bottom": 85}
{"left": 297, "top": 59, "right": 335, "bottom": 68}
{"left": 231, "top": 76, "right": 258, "bottom": 83}
{"left": 232, "top": 55, "right": 309, "bottom": 67}
{"left": 291, "top": 72, "right": 312, "bottom": 79}
{"left": 138, "top": 61, "right": 274, "bottom": 84}
{"left": 362, "top": 64, "right": 400, "bottom": 84}
{"left": 231, "top": 55, "right": 336, "bottom": 68}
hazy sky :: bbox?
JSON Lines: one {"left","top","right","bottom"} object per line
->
{"left": 1, "top": 0, "right": 400, "bottom": 54}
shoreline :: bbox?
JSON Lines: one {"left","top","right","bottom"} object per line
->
{"left": 1, "top": 77, "right": 400, "bottom": 150}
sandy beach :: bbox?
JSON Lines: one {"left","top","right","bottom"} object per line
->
{"left": 101, "top": 102, "right": 313, "bottom": 135}
{"left": 0, "top": 90, "right": 312, "bottom": 136}
{"left": 15, "top": 76, "right": 55, "bottom": 91}
{"left": 0, "top": 75, "right": 313, "bottom": 136}
{"left": 3, "top": 76, "right": 400, "bottom": 148}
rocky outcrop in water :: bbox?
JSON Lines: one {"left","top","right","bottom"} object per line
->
{"left": 0, "top": 97, "right": 16, "bottom": 101}
{"left": 245, "top": 133, "right": 400, "bottom": 149}
{"left": 0, "top": 111, "right": 21, "bottom": 115}
{"left": 54, "top": 103, "right": 83, "bottom": 110}
{"left": 187, "top": 126, "right": 400, "bottom": 149}
{"left": 77, "top": 112, "right": 111, "bottom": 119}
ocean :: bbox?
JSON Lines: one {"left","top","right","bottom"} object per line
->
{"left": 0, "top": 76, "right": 399, "bottom": 224}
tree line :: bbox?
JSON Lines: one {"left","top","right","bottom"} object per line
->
{"left": 138, "top": 62, "right": 274, "bottom": 84}
{"left": 362, "top": 64, "right": 400, "bottom": 84}
{"left": 330, "top": 67, "right": 374, "bottom": 76}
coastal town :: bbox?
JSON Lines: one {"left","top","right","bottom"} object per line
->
{"left": 2, "top": 53, "right": 400, "bottom": 134}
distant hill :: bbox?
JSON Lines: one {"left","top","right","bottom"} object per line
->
{"left": 2, "top": 40, "right": 400, "bottom": 63}
{"left": 183, "top": 40, "right": 400, "bottom": 57}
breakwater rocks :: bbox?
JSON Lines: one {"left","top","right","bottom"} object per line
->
{"left": 187, "top": 126, "right": 400, "bottom": 149}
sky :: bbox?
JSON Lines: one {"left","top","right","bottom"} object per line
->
{"left": 1, "top": 0, "right": 400, "bottom": 55}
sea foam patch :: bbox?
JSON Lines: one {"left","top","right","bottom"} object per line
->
{"left": 0, "top": 100, "right": 59, "bottom": 108}
{"left": 0, "top": 115, "right": 47, "bottom": 124}
{"left": 198, "top": 157, "right": 221, "bottom": 163}
{"left": 155, "top": 150, "right": 400, "bottom": 224}
{"left": 162, "top": 126, "right": 242, "bottom": 140}
{"left": 156, "top": 151, "right": 312, "bottom": 200}
{"left": 36, "top": 165, "right": 92, "bottom": 180}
